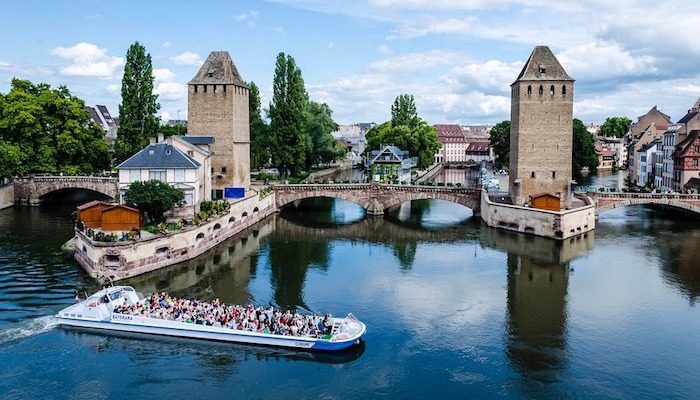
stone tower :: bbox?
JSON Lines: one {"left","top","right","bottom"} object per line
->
{"left": 509, "top": 46, "right": 574, "bottom": 207}
{"left": 188, "top": 51, "right": 250, "bottom": 199}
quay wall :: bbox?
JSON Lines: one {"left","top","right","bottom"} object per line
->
{"left": 75, "top": 193, "right": 275, "bottom": 282}
{"left": 0, "top": 183, "right": 14, "bottom": 210}
{"left": 480, "top": 190, "right": 596, "bottom": 240}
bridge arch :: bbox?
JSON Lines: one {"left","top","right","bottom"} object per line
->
{"left": 381, "top": 191, "right": 479, "bottom": 212}
{"left": 15, "top": 176, "right": 118, "bottom": 205}
{"left": 276, "top": 192, "right": 371, "bottom": 212}
{"left": 590, "top": 192, "right": 700, "bottom": 216}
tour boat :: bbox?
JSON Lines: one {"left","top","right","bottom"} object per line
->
{"left": 56, "top": 286, "right": 366, "bottom": 351}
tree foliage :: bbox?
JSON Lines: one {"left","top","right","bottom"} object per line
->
{"left": 114, "top": 42, "right": 160, "bottom": 164}
{"left": 365, "top": 94, "right": 440, "bottom": 170}
{"left": 249, "top": 81, "right": 270, "bottom": 170}
{"left": 304, "top": 101, "right": 342, "bottom": 168}
{"left": 599, "top": 116, "right": 632, "bottom": 138}
{"left": 158, "top": 124, "right": 187, "bottom": 138}
{"left": 268, "top": 53, "right": 308, "bottom": 176}
{"left": 0, "top": 78, "right": 109, "bottom": 175}
{"left": 572, "top": 118, "right": 599, "bottom": 173}
{"left": 123, "top": 180, "right": 184, "bottom": 223}
{"left": 489, "top": 120, "right": 511, "bottom": 167}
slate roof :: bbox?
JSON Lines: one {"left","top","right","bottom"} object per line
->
{"left": 514, "top": 46, "right": 574, "bottom": 83}
{"left": 675, "top": 130, "right": 700, "bottom": 156}
{"left": 117, "top": 144, "right": 200, "bottom": 169}
{"left": 368, "top": 145, "right": 410, "bottom": 164}
{"left": 188, "top": 51, "right": 248, "bottom": 87}
{"left": 181, "top": 135, "right": 215, "bottom": 145}
{"left": 677, "top": 111, "right": 699, "bottom": 125}
{"left": 684, "top": 177, "right": 700, "bottom": 190}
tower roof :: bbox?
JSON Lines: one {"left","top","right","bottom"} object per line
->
{"left": 188, "top": 51, "right": 248, "bottom": 87}
{"left": 513, "top": 46, "right": 574, "bottom": 84}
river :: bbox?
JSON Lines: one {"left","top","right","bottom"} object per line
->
{"left": 0, "top": 181, "right": 699, "bottom": 399}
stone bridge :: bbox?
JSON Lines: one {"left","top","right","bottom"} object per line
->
{"left": 273, "top": 183, "right": 481, "bottom": 215}
{"left": 14, "top": 175, "right": 118, "bottom": 205}
{"left": 587, "top": 192, "right": 700, "bottom": 215}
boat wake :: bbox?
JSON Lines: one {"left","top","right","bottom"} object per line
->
{"left": 0, "top": 315, "right": 58, "bottom": 346}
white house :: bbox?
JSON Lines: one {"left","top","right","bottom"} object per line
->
{"left": 117, "top": 141, "right": 207, "bottom": 213}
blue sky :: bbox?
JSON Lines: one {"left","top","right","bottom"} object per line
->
{"left": 2, "top": 0, "right": 700, "bottom": 125}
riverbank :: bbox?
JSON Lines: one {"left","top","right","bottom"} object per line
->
{"left": 0, "top": 182, "right": 14, "bottom": 210}
{"left": 74, "top": 191, "right": 276, "bottom": 282}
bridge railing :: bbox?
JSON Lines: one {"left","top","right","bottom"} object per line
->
{"left": 272, "top": 182, "right": 481, "bottom": 191}
{"left": 588, "top": 192, "right": 700, "bottom": 200}
{"left": 18, "top": 175, "right": 118, "bottom": 183}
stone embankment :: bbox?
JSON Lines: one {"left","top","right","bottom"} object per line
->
{"left": 74, "top": 192, "right": 275, "bottom": 282}
{"left": 0, "top": 181, "right": 14, "bottom": 210}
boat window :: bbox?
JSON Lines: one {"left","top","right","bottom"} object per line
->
{"left": 109, "top": 291, "right": 122, "bottom": 301}
{"left": 100, "top": 295, "right": 109, "bottom": 303}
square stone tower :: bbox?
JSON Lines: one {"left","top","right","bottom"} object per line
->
{"left": 188, "top": 51, "right": 250, "bottom": 199}
{"left": 509, "top": 46, "right": 574, "bottom": 207}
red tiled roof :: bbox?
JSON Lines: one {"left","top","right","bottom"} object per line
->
{"left": 675, "top": 130, "right": 700, "bottom": 156}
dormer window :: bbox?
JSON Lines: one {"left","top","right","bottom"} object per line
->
{"left": 538, "top": 64, "right": 546, "bottom": 74}
{"left": 207, "top": 69, "right": 214, "bottom": 78}
{"left": 148, "top": 149, "right": 155, "bottom": 156}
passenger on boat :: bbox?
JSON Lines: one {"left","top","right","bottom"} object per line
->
{"left": 112, "top": 292, "right": 331, "bottom": 339}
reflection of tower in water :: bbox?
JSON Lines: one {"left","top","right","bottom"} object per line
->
{"left": 506, "top": 253, "right": 568, "bottom": 379}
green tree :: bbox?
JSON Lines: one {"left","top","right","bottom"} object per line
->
{"left": 599, "top": 116, "right": 632, "bottom": 138}
{"left": 0, "top": 142, "right": 24, "bottom": 177}
{"left": 268, "top": 53, "right": 308, "bottom": 176}
{"left": 123, "top": 180, "right": 184, "bottom": 223}
{"left": 365, "top": 94, "right": 441, "bottom": 169}
{"left": 157, "top": 124, "right": 187, "bottom": 138}
{"left": 489, "top": 120, "right": 511, "bottom": 167}
{"left": 391, "top": 94, "right": 418, "bottom": 127}
{"left": 249, "top": 81, "right": 270, "bottom": 169}
{"left": 572, "top": 118, "right": 599, "bottom": 173}
{"left": 304, "top": 101, "right": 341, "bottom": 168}
{"left": 114, "top": 42, "right": 160, "bottom": 164}
{"left": 0, "top": 79, "right": 109, "bottom": 175}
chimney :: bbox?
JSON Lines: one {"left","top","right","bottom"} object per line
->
{"left": 157, "top": 133, "right": 164, "bottom": 143}
{"left": 149, "top": 136, "right": 157, "bottom": 145}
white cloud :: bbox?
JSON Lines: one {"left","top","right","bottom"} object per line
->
{"left": 370, "top": 50, "right": 469, "bottom": 72}
{"left": 378, "top": 44, "right": 393, "bottom": 55}
{"left": 0, "top": 60, "right": 11, "bottom": 68}
{"left": 389, "top": 17, "right": 476, "bottom": 39}
{"left": 556, "top": 41, "right": 657, "bottom": 81}
{"left": 235, "top": 10, "right": 259, "bottom": 21}
{"left": 446, "top": 59, "right": 523, "bottom": 93}
{"left": 156, "top": 81, "right": 187, "bottom": 102}
{"left": 161, "top": 41, "right": 172, "bottom": 48}
{"left": 170, "top": 51, "right": 202, "bottom": 66}
{"left": 51, "top": 42, "right": 123, "bottom": 78}
{"left": 153, "top": 68, "right": 177, "bottom": 82}
{"left": 106, "top": 83, "right": 120, "bottom": 94}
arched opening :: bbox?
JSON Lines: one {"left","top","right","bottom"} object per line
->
{"left": 527, "top": 85, "right": 532, "bottom": 96}
{"left": 538, "top": 85, "right": 544, "bottom": 96}
{"left": 38, "top": 188, "right": 111, "bottom": 206}
{"left": 242, "top": 212, "right": 248, "bottom": 218}
{"left": 279, "top": 196, "right": 366, "bottom": 226}
{"left": 196, "top": 232, "right": 205, "bottom": 240}
{"left": 384, "top": 199, "right": 474, "bottom": 229}
{"left": 213, "top": 223, "right": 221, "bottom": 230}
{"left": 253, "top": 207, "right": 259, "bottom": 213}
{"left": 562, "top": 85, "right": 567, "bottom": 97}
{"left": 550, "top": 85, "right": 555, "bottom": 96}
{"left": 228, "top": 216, "right": 236, "bottom": 224}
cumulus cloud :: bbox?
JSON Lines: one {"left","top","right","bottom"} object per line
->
{"left": 389, "top": 17, "right": 476, "bottom": 39}
{"left": 106, "top": 83, "right": 120, "bottom": 94}
{"left": 378, "top": 44, "right": 393, "bottom": 54}
{"left": 153, "top": 68, "right": 177, "bottom": 82}
{"left": 51, "top": 42, "right": 123, "bottom": 78}
{"left": 170, "top": 51, "right": 203, "bottom": 66}
{"left": 556, "top": 41, "right": 657, "bottom": 81}
{"left": 235, "top": 10, "right": 259, "bottom": 21}
{"left": 370, "top": 50, "right": 469, "bottom": 72}
{"left": 161, "top": 41, "right": 172, "bottom": 48}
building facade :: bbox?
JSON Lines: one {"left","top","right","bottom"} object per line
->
{"left": 625, "top": 106, "right": 671, "bottom": 182}
{"left": 509, "top": 46, "right": 574, "bottom": 207}
{"left": 673, "top": 130, "right": 700, "bottom": 192}
{"left": 434, "top": 124, "right": 469, "bottom": 163}
{"left": 661, "top": 125, "right": 679, "bottom": 191}
{"left": 188, "top": 51, "right": 250, "bottom": 199}
{"left": 367, "top": 145, "right": 417, "bottom": 184}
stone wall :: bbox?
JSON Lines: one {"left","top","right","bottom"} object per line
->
{"left": 75, "top": 192, "right": 275, "bottom": 282}
{"left": 510, "top": 81, "right": 574, "bottom": 206}
{"left": 0, "top": 183, "right": 14, "bottom": 210}
{"left": 14, "top": 176, "right": 118, "bottom": 205}
{"left": 481, "top": 189, "right": 595, "bottom": 240}
{"left": 188, "top": 84, "right": 250, "bottom": 192}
